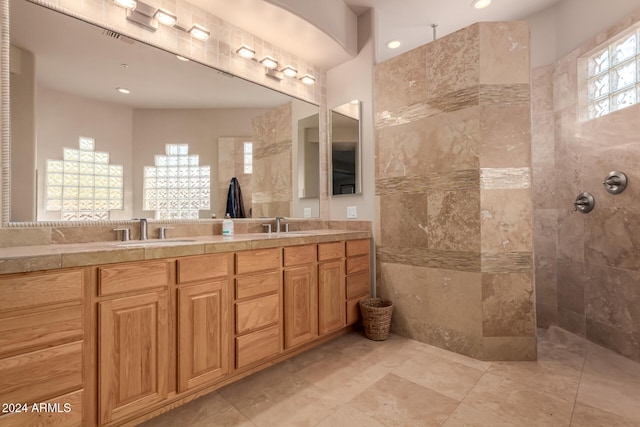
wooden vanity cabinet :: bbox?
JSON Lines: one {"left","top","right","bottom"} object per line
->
{"left": 318, "top": 242, "right": 345, "bottom": 334}
{"left": 345, "top": 239, "right": 371, "bottom": 325}
{"left": 97, "top": 260, "right": 171, "bottom": 425}
{"left": 176, "top": 254, "right": 231, "bottom": 393}
{"left": 0, "top": 269, "right": 85, "bottom": 427}
{"left": 283, "top": 245, "right": 318, "bottom": 349}
{"left": 234, "top": 249, "right": 282, "bottom": 369}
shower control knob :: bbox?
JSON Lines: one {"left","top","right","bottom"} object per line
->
{"left": 573, "top": 192, "right": 595, "bottom": 214}
{"left": 603, "top": 171, "right": 628, "bottom": 194}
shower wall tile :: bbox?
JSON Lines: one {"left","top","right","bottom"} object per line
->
{"left": 479, "top": 103, "right": 531, "bottom": 168}
{"left": 482, "top": 273, "right": 536, "bottom": 337}
{"left": 557, "top": 258, "right": 585, "bottom": 315}
{"left": 532, "top": 167, "right": 557, "bottom": 209}
{"left": 424, "top": 24, "right": 480, "bottom": 99}
{"left": 556, "top": 212, "right": 584, "bottom": 263}
{"left": 373, "top": 46, "right": 427, "bottom": 112}
{"left": 584, "top": 207, "right": 640, "bottom": 271}
{"left": 558, "top": 307, "right": 586, "bottom": 337}
{"left": 478, "top": 22, "right": 530, "bottom": 85}
{"left": 586, "top": 319, "right": 640, "bottom": 363}
{"left": 378, "top": 193, "right": 429, "bottom": 249}
{"left": 480, "top": 188, "right": 532, "bottom": 252}
{"left": 427, "top": 190, "right": 481, "bottom": 252}
{"left": 482, "top": 336, "right": 537, "bottom": 361}
{"left": 531, "top": 65, "right": 555, "bottom": 167}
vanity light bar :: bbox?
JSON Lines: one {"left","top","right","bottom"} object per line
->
{"left": 234, "top": 46, "right": 312, "bottom": 85}
{"left": 112, "top": 0, "right": 210, "bottom": 41}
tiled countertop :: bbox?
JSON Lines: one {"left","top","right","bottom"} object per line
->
{"left": 0, "top": 230, "right": 371, "bottom": 274}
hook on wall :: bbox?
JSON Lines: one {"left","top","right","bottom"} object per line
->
{"left": 603, "top": 171, "right": 628, "bottom": 194}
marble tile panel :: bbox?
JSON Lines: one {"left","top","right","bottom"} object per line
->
{"left": 479, "top": 167, "right": 531, "bottom": 190}
{"left": 534, "top": 208, "right": 558, "bottom": 242}
{"left": 577, "top": 341, "right": 640, "bottom": 421}
{"left": 554, "top": 108, "right": 581, "bottom": 162}
{"left": 419, "top": 341, "right": 492, "bottom": 372}
{"left": 350, "top": 373, "right": 460, "bottom": 426}
{"left": 537, "top": 303, "right": 558, "bottom": 329}
{"left": 393, "top": 349, "right": 485, "bottom": 400}
{"left": 556, "top": 209, "right": 585, "bottom": 263}
{"left": 570, "top": 403, "right": 640, "bottom": 427}
{"left": 584, "top": 207, "right": 640, "bottom": 271}
{"left": 557, "top": 258, "right": 585, "bottom": 315}
{"left": 553, "top": 63, "right": 578, "bottom": 113}
{"left": 374, "top": 45, "right": 427, "bottom": 112}
{"left": 378, "top": 263, "right": 483, "bottom": 338}
{"left": 480, "top": 188, "right": 532, "bottom": 252}
{"left": 577, "top": 104, "right": 640, "bottom": 151}
{"left": 378, "top": 192, "right": 429, "bottom": 249}
{"left": 481, "top": 336, "right": 537, "bottom": 361}
{"left": 586, "top": 319, "right": 640, "bottom": 363}
{"left": 532, "top": 167, "right": 557, "bottom": 209}
{"left": 531, "top": 65, "right": 555, "bottom": 167}
{"left": 558, "top": 307, "right": 586, "bottom": 337}
{"left": 480, "top": 251, "right": 533, "bottom": 273}
{"left": 478, "top": 22, "right": 530, "bottom": 85}
{"left": 482, "top": 273, "right": 536, "bottom": 337}
{"left": 51, "top": 225, "right": 126, "bottom": 244}
{"left": 376, "top": 170, "right": 478, "bottom": 195}
{"left": 377, "top": 246, "right": 480, "bottom": 272}
{"left": 462, "top": 372, "right": 574, "bottom": 426}
{"left": 479, "top": 104, "right": 531, "bottom": 169}
{"left": 537, "top": 326, "right": 588, "bottom": 371}
{"left": 0, "top": 255, "right": 62, "bottom": 275}
{"left": 584, "top": 263, "right": 640, "bottom": 336}
{"left": 427, "top": 190, "right": 481, "bottom": 252}
{"left": 424, "top": 24, "right": 479, "bottom": 99}
{"left": 145, "top": 244, "right": 205, "bottom": 259}
{"left": 62, "top": 248, "right": 144, "bottom": 267}
{"left": 375, "top": 107, "right": 479, "bottom": 178}
{"left": 139, "top": 392, "right": 254, "bottom": 427}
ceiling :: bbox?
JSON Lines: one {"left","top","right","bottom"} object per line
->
{"left": 191, "top": 0, "right": 563, "bottom": 68}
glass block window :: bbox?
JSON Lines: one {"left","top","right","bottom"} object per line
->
{"left": 587, "top": 28, "right": 640, "bottom": 119}
{"left": 45, "top": 137, "right": 123, "bottom": 221}
{"left": 143, "top": 144, "right": 211, "bottom": 219}
{"left": 243, "top": 142, "right": 253, "bottom": 174}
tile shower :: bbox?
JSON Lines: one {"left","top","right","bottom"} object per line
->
{"left": 375, "top": 10, "right": 640, "bottom": 363}
{"left": 374, "top": 22, "right": 536, "bottom": 361}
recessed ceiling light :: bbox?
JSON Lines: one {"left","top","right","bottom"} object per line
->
{"left": 387, "top": 40, "right": 401, "bottom": 49}
{"left": 116, "top": 87, "right": 131, "bottom": 94}
{"left": 472, "top": 0, "right": 491, "bottom": 9}
{"left": 176, "top": 55, "right": 190, "bottom": 62}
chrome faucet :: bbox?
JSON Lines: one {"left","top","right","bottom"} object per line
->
{"left": 275, "top": 217, "right": 285, "bottom": 233}
{"left": 135, "top": 218, "right": 148, "bottom": 240}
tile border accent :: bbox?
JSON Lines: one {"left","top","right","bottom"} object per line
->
{"left": 376, "top": 169, "right": 479, "bottom": 195}
{"left": 377, "top": 246, "right": 480, "bottom": 272}
{"left": 481, "top": 251, "right": 534, "bottom": 273}
{"left": 479, "top": 84, "right": 530, "bottom": 105}
{"left": 480, "top": 168, "right": 531, "bottom": 190}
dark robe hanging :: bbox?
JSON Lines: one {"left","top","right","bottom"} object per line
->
{"left": 225, "top": 177, "right": 246, "bottom": 218}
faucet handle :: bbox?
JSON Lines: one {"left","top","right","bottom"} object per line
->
{"left": 261, "top": 223, "right": 272, "bottom": 234}
{"left": 158, "top": 226, "right": 174, "bottom": 239}
{"left": 113, "top": 228, "right": 130, "bottom": 242}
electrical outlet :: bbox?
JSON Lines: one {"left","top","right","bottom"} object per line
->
{"left": 347, "top": 206, "right": 357, "bottom": 219}
{"left": 304, "top": 208, "right": 312, "bottom": 218}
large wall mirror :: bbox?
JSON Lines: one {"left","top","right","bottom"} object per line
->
{"left": 329, "top": 100, "right": 361, "bottom": 196}
{"left": 8, "top": 0, "right": 320, "bottom": 222}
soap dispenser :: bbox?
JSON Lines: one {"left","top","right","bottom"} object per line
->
{"left": 222, "top": 213, "right": 234, "bottom": 236}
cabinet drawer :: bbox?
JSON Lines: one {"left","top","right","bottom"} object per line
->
{"left": 0, "top": 306, "right": 83, "bottom": 358}
{"left": 346, "top": 271, "right": 370, "bottom": 300}
{"left": 346, "top": 255, "right": 369, "bottom": 275}
{"left": 236, "top": 294, "right": 280, "bottom": 335}
{"left": 235, "top": 325, "right": 280, "bottom": 368}
{"left": 236, "top": 271, "right": 280, "bottom": 300}
{"left": 236, "top": 249, "right": 280, "bottom": 275}
{"left": 178, "top": 253, "right": 229, "bottom": 284}
{"left": 318, "top": 242, "right": 344, "bottom": 262}
{"left": 99, "top": 261, "right": 170, "bottom": 296}
{"left": 0, "top": 269, "right": 83, "bottom": 313}
{"left": 0, "top": 388, "right": 83, "bottom": 427}
{"left": 283, "top": 245, "right": 316, "bottom": 267}
{"left": 346, "top": 239, "right": 369, "bottom": 257}
{"left": 346, "top": 299, "right": 363, "bottom": 325}
{"left": 0, "top": 341, "right": 83, "bottom": 404}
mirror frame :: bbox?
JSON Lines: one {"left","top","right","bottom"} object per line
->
{"left": 329, "top": 100, "right": 362, "bottom": 197}
{"left": 0, "top": 0, "right": 328, "bottom": 226}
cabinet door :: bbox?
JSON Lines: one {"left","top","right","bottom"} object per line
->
{"left": 99, "top": 292, "right": 168, "bottom": 424}
{"left": 177, "top": 281, "right": 229, "bottom": 393}
{"left": 283, "top": 265, "right": 317, "bottom": 348}
{"left": 318, "top": 260, "right": 345, "bottom": 335}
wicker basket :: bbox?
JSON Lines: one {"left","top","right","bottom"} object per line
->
{"left": 359, "top": 298, "right": 394, "bottom": 341}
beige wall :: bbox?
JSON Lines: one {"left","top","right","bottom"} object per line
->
{"left": 36, "top": 86, "right": 134, "bottom": 221}
{"left": 532, "top": 7, "right": 640, "bottom": 362}
{"left": 375, "top": 22, "right": 535, "bottom": 361}
{"left": 9, "top": 46, "right": 35, "bottom": 222}
{"left": 132, "top": 108, "right": 266, "bottom": 219}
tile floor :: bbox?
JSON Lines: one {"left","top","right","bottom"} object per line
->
{"left": 142, "top": 326, "right": 640, "bottom": 426}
